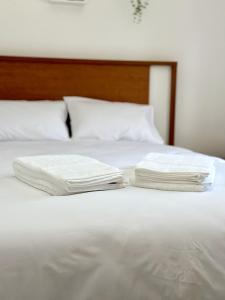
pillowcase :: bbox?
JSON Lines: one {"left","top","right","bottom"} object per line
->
{"left": 0, "top": 100, "right": 69, "bottom": 141}
{"left": 64, "top": 96, "right": 163, "bottom": 144}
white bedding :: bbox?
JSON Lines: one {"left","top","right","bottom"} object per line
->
{"left": 0, "top": 140, "right": 225, "bottom": 300}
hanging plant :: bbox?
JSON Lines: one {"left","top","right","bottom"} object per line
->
{"left": 130, "top": 0, "right": 150, "bottom": 23}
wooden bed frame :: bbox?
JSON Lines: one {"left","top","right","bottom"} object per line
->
{"left": 0, "top": 56, "right": 177, "bottom": 145}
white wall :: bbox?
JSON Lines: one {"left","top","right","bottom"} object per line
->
{"left": 0, "top": 0, "right": 225, "bottom": 157}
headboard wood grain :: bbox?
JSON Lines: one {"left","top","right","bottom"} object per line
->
{"left": 0, "top": 56, "right": 177, "bottom": 145}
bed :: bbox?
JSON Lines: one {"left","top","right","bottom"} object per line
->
{"left": 0, "top": 56, "right": 225, "bottom": 300}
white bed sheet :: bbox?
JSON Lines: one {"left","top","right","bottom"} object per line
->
{"left": 0, "top": 140, "right": 225, "bottom": 300}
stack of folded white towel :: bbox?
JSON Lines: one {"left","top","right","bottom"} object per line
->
{"left": 134, "top": 153, "right": 215, "bottom": 192}
{"left": 13, "top": 155, "right": 125, "bottom": 196}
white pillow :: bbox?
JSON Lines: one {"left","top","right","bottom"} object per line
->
{"left": 64, "top": 97, "right": 163, "bottom": 144}
{"left": 0, "top": 100, "right": 69, "bottom": 141}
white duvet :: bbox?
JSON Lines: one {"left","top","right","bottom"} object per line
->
{"left": 0, "top": 140, "right": 225, "bottom": 300}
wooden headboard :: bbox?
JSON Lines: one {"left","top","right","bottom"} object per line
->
{"left": 0, "top": 56, "right": 177, "bottom": 145}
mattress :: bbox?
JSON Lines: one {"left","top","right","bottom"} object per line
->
{"left": 0, "top": 140, "right": 225, "bottom": 300}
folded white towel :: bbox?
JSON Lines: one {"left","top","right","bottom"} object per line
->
{"left": 13, "top": 155, "right": 125, "bottom": 196}
{"left": 134, "top": 153, "right": 215, "bottom": 192}
{"left": 134, "top": 179, "right": 211, "bottom": 192}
